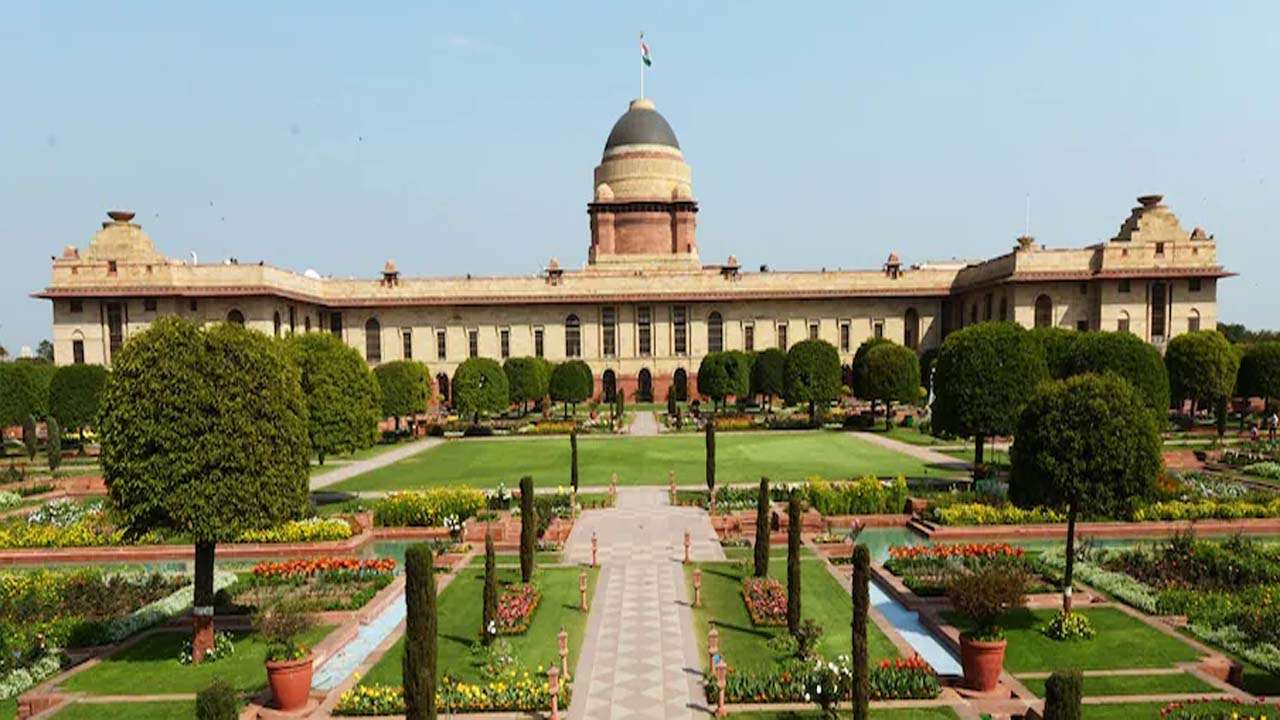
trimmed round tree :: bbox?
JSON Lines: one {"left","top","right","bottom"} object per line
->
{"left": 1010, "top": 373, "right": 1161, "bottom": 611}
{"left": 549, "top": 360, "right": 592, "bottom": 418}
{"left": 1239, "top": 341, "right": 1280, "bottom": 405}
{"left": 783, "top": 339, "right": 842, "bottom": 425}
{"left": 374, "top": 360, "right": 431, "bottom": 431}
{"left": 284, "top": 332, "right": 380, "bottom": 465}
{"left": 1066, "top": 331, "right": 1169, "bottom": 422}
{"left": 753, "top": 477, "right": 770, "bottom": 578}
{"left": 722, "top": 351, "right": 754, "bottom": 407}
{"left": 49, "top": 363, "right": 109, "bottom": 444}
{"left": 99, "top": 317, "right": 310, "bottom": 661}
{"left": 1166, "top": 330, "right": 1240, "bottom": 437}
{"left": 1029, "top": 326, "right": 1081, "bottom": 380}
{"left": 452, "top": 358, "right": 509, "bottom": 422}
{"left": 403, "top": 542, "right": 438, "bottom": 720}
{"left": 863, "top": 342, "right": 921, "bottom": 430}
{"left": 932, "top": 322, "right": 1049, "bottom": 465}
{"left": 697, "top": 352, "right": 731, "bottom": 411}
{"left": 850, "top": 337, "right": 892, "bottom": 401}
{"left": 504, "top": 357, "right": 547, "bottom": 415}
{"left": 751, "top": 348, "right": 786, "bottom": 411}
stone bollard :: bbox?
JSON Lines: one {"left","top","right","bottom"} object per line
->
{"left": 714, "top": 657, "right": 728, "bottom": 717}
{"left": 683, "top": 530, "right": 691, "bottom": 564}
{"left": 707, "top": 622, "right": 719, "bottom": 667}
{"left": 591, "top": 531, "right": 598, "bottom": 567}
{"left": 548, "top": 666, "right": 561, "bottom": 720}
{"left": 693, "top": 568, "right": 702, "bottom": 608}
{"left": 558, "top": 627, "right": 569, "bottom": 677}
{"left": 579, "top": 571, "right": 589, "bottom": 611}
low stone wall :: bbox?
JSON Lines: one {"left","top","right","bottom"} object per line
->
{"left": 916, "top": 516, "right": 1280, "bottom": 541}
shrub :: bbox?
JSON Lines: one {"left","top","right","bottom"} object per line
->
{"left": 255, "top": 601, "right": 316, "bottom": 662}
{"left": 929, "top": 502, "right": 1065, "bottom": 526}
{"left": 1244, "top": 462, "right": 1280, "bottom": 480}
{"left": 1040, "top": 611, "right": 1096, "bottom": 642}
{"left": 180, "top": 631, "right": 234, "bottom": 665}
{"left": 373, "top": 489, "right": 485, "bottom": 527}
{"left": 741, "top": 577, "right": 787, "bottom": 626}
{"left": 805, "top": 476, "right": 907, "bottom": 516}
{"left": 1043, "top": 670, "right": 1083, "bottom": 720}
{"left": 196, "top": 678, "right": 239, "bottom": 720}
{"left": 1160, "top": 700, "right": 1280, "bottom": 720}
{"left": 947, "top": 564, "right": 1029, "bottom": 640}
{"left": 237, "top": 517, "right": 352, "bottom": 544}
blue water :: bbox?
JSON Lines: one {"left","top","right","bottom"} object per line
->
{"left": 312, "top": 593, "right": 406, "bottom": 691}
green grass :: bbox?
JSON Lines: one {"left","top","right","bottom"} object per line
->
{"left": 359, "top": 564, "right": 598, "bottom": 687}
{"left": 730, "top": 708, "right": 960, "bottom": 719}
{"left": 945, "top": 607, "right": 1200, "bottom": 672}
{"left": 1077, "top": 701, "right": 1259, "bottom": 720}
{"left": 310, "top": 441, "right": 410, "bottom": 476}
{"left": 50, "top": 701, "right": 197, "bottom": 719}
{"left": 859, "top": 426, "right": 947, "bottom": 447}
{"left": 687, "top": 558, "right": 898, "bottom": 673}
{"left": 0, "top": 697, "right": 13, "bottom": 720}
{"left": 1018, "top": 671, "right": 1216, "bottom": 697}
{"left": 331, "top": 432, "right": 947, "bottom": 492}
{"left": 62, "top": 625, "right": 334, "bottom": 695}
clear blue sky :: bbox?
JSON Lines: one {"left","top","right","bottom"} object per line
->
{"left": 2, "top": 1, "right": 1276, "bottom": 353}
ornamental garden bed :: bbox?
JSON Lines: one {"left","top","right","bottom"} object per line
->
{"left": 216, "top": 557, "right": 397, "bottom": 615}
{"left": 882, "top": 543, "right": 1056, "bottom": 597}
{"left": 333, "top": 564, "right": 598, "bottom": 715}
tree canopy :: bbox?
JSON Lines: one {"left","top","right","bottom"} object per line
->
{"left": 696, "top": 353, "right": 731, "bottom": 408}
{"left": 1165, "top": 330, "right": 1239, "bottom": 406}
{"left": 451, "top": 358, "right": 509, "bottom": 419}
{"left": 783, "top": 339, "right": 842, "bottom": 421}
{"left": 751, "top": 348, "right": 786, "bottom": 406}
{"left": 1028, "top": 326, "right": 1080, "bottom": 380}
{"left": 1065, "top": 331, "right": 1169, "bottom": 420}
{"left": 850, "top": 337, "right": 892, "bottom": 400}
{"left": 0, "top": 361, "right": 54, "bottom": 426}
{"left": 49, "top": 363, "right": 110, "bottom": 433}
{"left": 1238, "top": 341, "right": 1280, "bottom": 402}
{"left": 283, "top": 332, "right": 381, "bottom": 463}
{"left": 503, "top": 357, "right": 548, "bottom": 410}
{"left": 374, "top": 360, "right": 431, "bottom": 421}
{"left": 862, "top": 343, "right": 921, "bottom": 427}
{"left": 548, "top": 360, "right": 593, "bottom": 413}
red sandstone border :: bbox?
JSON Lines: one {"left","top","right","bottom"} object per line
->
{"left": 915, "top": 516, "right": 1280, "bottom": 541}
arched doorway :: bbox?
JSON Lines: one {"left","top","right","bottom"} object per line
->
{"left": 673, "top": 368, "right": 688, "bottom": 402}
{"left": 226, "top": 309, "right": 245, "bottom": 325}
{"left": 904, "top": 308, "right": 919, "bottom": 350}
{"left": 602, "top": 370, "right": 617, "bottom": 402}
{"left": 1034, "top": 295, "right": 1053, "bottom": 328}
{"left": 436, "top": 373, "right": 450, "bottom": 404}
{"left": 637, "top": 368, "right": 653, "bottom": 402}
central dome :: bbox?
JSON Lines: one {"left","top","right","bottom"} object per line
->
{"left": 603, "top": 98, "right": 680, "bottom": 153}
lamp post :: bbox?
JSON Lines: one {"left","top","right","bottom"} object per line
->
{"left": 714, "top": 657, "right": 728, "bottom": 717}
{"left": 683, "top": 530, "right": 691, "bottom": 564}
{"left": 693, "top": 568, "right": 702, "bottom": 608}
{"left": 579, "top": 571, "right": 589, "bottom": 611}
{"left": 591, "top": 530, "right": 598, "bottom": 567}
{"left": 669, "top": 470, "right": 677, "bottom": 501}
{"left": 557, "top": 627, "right": 569, "bottom": 677}
{"left": 548, "top": 666, "right": 561, "bottom": 720}
{"left": 610, "top": 472, "right": 618, "bottom": 503}
{"left": 707, "top": 622, "right": 719, "bottom": 668}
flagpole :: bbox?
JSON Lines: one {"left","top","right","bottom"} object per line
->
{"left": 639, "top": 32, "right": 645, "bottom": 99}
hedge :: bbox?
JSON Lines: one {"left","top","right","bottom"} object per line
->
{"left": 373, "top": 489, "right": 486, "bottom": 527}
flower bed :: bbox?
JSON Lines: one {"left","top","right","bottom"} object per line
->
{"left": 334, "top": 671, "right": 569, "bottom": 715}
{"left": 373, "top": 489, "right": 485, "bottom": 527}
{"left": 1243, "top": 462, "right": 1280, "bottom": 480}
{"left": 741, "top": 577, "right": 787, "bottom": 626}
{"left": 927, "top": 502, "right": 1065, "bottom": 526}
{"left": 251, "top": 557, "right": 395, "bottom": 580}
{"left": 1132, "top": 498, "right": 1280, "bottom": 521}
{"left": 805, "top": 475, "right": 908, "bottom": 516}
{"left": 223, "top": 557, "right": 396, "bottom": 613}
{"left": 237, "top": 517, "right": 354, "bottom": 543}
{"left": 1160, "top": 699, "right": 1280, "bottom": 719}
{"left": 885, "top": 542, "right": 1041, "bottom": 596}
{"left": 495, "top": 584, "right": 541, "bottom": 635}
{"left": 702, "top": 655, "right": 939, "bottom": 703}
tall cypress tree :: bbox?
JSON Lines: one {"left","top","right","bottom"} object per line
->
{"left": 570, "top": 429, "right": 579, "bottom": 493}
{"left": 850, "top": 544, "right": 871, "bottom": 720}
{"left": 753, "top": 477, "right": 770, "bottom": 578}
{"left": 705, "top": 416, "right": 716, "bottom": 498}
{"left": 482, "top": 530, "right": 498, "bottom": 645}
{"left": 786, "top": 491, "right": 802, "bottom": 636}
{"left": 1044, "top": 670, "right": 1083, "bottom": 720}
{"left": 519, "top": 475, "right": 536, "bottom": 583}
{"left": 403, "top": 543, "right": 437, "bottom": 720}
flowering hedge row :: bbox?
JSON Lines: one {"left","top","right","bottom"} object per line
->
{"left": 237, "top": 517, "right": 354, "bottom": 543}
{"left": 1131, "top": 498, "right": 1280, "bottom": 521}
{"left": 805, "top": 475, "right": 908, "bottom": 516}
{"left": 495, "top": 584, "right": 541, "bottom": 635}
{"left": 928, "top": 503, "right": 1065, "bottom": 526}
{"left": 1160, "top": 699, "right": 1280, "bottom": 719}
{"left": 334, "top": 670, "right": 570, "bottom": 715}
{"left": 887, "top": 543, "right": 1023, "bottom": 562}
{"left": 251, "top": 557, "right": 395, "bottom": 581}
{"left": 741, "top": 577, "right": 787, "bottom": 626}
{"left": 373, "top": 489, "right": 486, "bottom": 527}
{"left": 702, "top": 655, "right": 940, "bottom": 703}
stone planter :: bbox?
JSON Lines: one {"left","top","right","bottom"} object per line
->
{"left": 266, "top": 654, "right": 314, "bottom": 711}
{"left": 958, "top": 635, "right": 1005, "bottom": 692}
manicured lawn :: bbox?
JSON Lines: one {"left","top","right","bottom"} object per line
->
{"left": 1018, "top": 671, "right": 1216, "bottom": 697}
{"left": 945, "top": 607, "right": 1201, "bottom": 672}
{"left": 331, "top": 432, "right": 946, "bottom": 492}
{"left": 62, "top": 625, "right": 334, "bottom": 695}
{"left": 51, "top": 701, "right": 197, "bottom": 719}
{"left": 0, "top": 698, "right": 13, "bottom": 720}
{"left": 1076, "top": 701, "right": 1257, "bottom": 720}
{"left": 359, "top": 564, "right": 599, "bottom": 687}
{"left": 730, "top": 707, "right": 960, "bottom": 719}
{"left": 686, "top": 558, "right": 899, "bottom": 673}
{"left": 859, "top": 426, "right": 947, "bottom": 447}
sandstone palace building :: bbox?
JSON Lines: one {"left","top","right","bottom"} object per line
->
{"left": 38, "top": 98, "right": 1231, "bottom": 402}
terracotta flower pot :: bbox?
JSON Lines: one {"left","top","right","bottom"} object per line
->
{"left": 958, "top": 635, "right": 1006, "bottom": 692}
{"left": 265, "top": 654, "right": 314, "bottom": 711}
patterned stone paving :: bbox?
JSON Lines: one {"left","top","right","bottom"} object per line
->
{"left": 564, "top": 487, "right": 723, "bottom": 719}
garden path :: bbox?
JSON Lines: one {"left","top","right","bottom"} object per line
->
{"left": 308, "top": 438, "right": 442, "bottom": 490}
{"left": 626, "top": 410, "right": 662, "bottom": 436}
{"left": 852, "top": 431, "right": 969, "bottom": 472}
{"left": 564, "top": 487, "right": 722, "bottom": 719}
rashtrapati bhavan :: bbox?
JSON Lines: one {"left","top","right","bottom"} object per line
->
{"left": 38, "top": 97, "right": 1231, "bottom": 402}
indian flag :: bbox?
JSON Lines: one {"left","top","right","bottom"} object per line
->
{"left": 640, "top": 35, "right": 652, "bottom": 66}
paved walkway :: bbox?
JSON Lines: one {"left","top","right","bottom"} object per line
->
{"left": 626, "top": 410, "right": 662, "bottom": 436}
{"left": 564, "top": 487, "right": 723, "bottom": 720}
{"left": 852, "top": 431, "right": 969, "bottom": 473}
{"left": 309, "top": 438, "right": 441, "bottom": 491}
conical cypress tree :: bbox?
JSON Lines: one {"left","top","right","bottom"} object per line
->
{"left": 850, "top": 544, "right": 871, "bottom": 720}
{"left": 753, "top": 477, "right": 770, "bottom": 578}
{"left": 705, "top": 416, "right": 716, "bottom": 497}
{"left": 403, "top": 543, "right": 437, "bottom": 720}
{"left": 570, "top": 429, "right": 579, "bottom": 493}
{"left": 519, "top": 475, "right": 536, "bottom": 583}
{"left": 786, "top": 491, "right": 802, "bottom": 636}
{"left": 1044, "top": 670, "right": 1084, "bottom": 720}
{"left": 482, "top": 530, "right": 498, "bottom": 645}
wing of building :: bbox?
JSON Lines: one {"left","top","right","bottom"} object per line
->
{"left": 36, "top": 97, "right": 1231, "bottom": 402}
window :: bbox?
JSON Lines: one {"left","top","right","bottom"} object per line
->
{"left": 1188, "top": 308, "right": 1201, "bottom": 333}
{"left": 904, "top": 309, "right": 919, "bottom": 350}
{"left": 436, "top": 330, "right": 447, "bottom": 360}
{"left": 1076, "top": 319, "right": 1089, "bottom": 331}
{"left": 468, "top": 329, "right": 479, "bottom": 358}
{"left": 969, "top": 304, "right": 977, "bottom": 325}
{"left": 1189, "top": 277, "right": 1202, "bottom": 292}
{"left": 1079, "top": 282, "right": 1088, "bottom": 296}
{"left": 305, "top": 316, "right": 311, "bottom": 332}
{"left": 602, "top": 308, "right": 617, "bottom": 357}
{"left": 69, "top": 299, "right": 83, "bottom": 314}
{"left": 1151, "top": 282, "right": 1168, "bottom": 340}
{"left": 106, "top": 303, "right": 124, "bottom": 358}
{"left": 984, "top": 293, "right": 993, "bottom": 320}
{"left": 636, "top": 306, "right": 652, "bottom": 356}
{"left": 403, "top": 329, "right": 413, "bottom": 360}
{"left": 565, "top": 315, "right": 582, "bottom": 357}
{"left": 227, "top": 309, "right": 245, "bottom": 325}
{"left": 776, "top": 323, "right": 788, "bottom": 350}
{"left": 500, "top": 328, "right": 510, "bottom": 359}
{"left": 72, "top": 339, "right": 85, "bottom": 364}
{"left": 143, "top": 298, "right": 157, "bottom": 312}
{"left": 839, "top": 322, "right": 850, "bottom": 352}
{"left": 1155, "top": 242, "right": 1165, "bottom": 256}
{"left": 743, "top": 324, "right": 754, "bottom": 352}
{"left": 1118, "top": 311, "right": 1131, "bottom": 333}
{"left": 873, "top": 320, "right": 885, "bottom": 339}
{"left": 1034, "top": 295, "right": 1053, "bottom": 328}
{"left": 365, "top": 318, "right": 382, "bottom": 363}
{"left": 707, "top": 312, "right": 723, "bottom": 353}
{"left": 534, "top": 328, "right": 545, "bottom": 358}
{"left": 288, "top": 307, "right": 296, "bottom": 333}
{"left": 107, "top": 260, "right": 118, "bottom": 276}
{"left": 998, "top": 296, "right": 1008, "bottom": 321}
{"left": 672, "top": 306, "right": 688, "bottom": 355}
{"left": 273, "top": 311, "right": 282, "bottom": 338}
{"left": 1119, "top": 279, "right": 1131, "bottom": 293}
{"left": 808, "top": 322, "right": 819, "bottom": 341}
{"left": 329, "top": 312, "right": 343, "bottom": 337}
{"left": 189, "top": 298, "right": 198, "bottom": 312}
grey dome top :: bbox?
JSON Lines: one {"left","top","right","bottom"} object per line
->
{"left": 604, "top": 98, "right": 680, "bottom": 152}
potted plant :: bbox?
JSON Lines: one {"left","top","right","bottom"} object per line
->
{"left": 257, "top": 601, "right": 317, "bottom": 711}
{"left": 946, "top": 562, "right": 1028, "bottom": 692}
